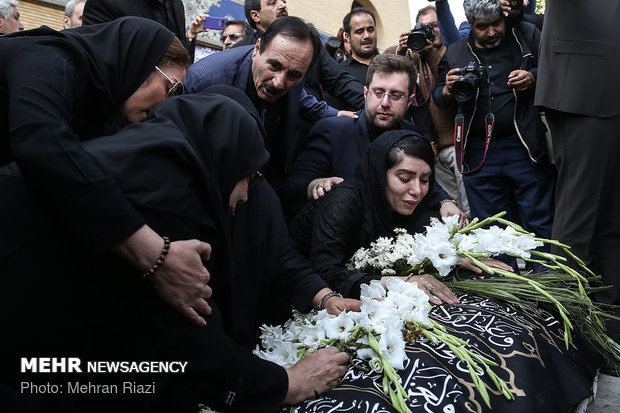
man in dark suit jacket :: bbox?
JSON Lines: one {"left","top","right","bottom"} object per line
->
{"left": 535, "top": 0, "right": 620, "bottom": 339}
{"left": 282, "top": 54, "right": 465, "bottom": 223}
{"left": 184, "top": 16, "right": 341, "bottom": 193}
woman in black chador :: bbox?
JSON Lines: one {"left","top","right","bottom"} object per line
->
{"left": 289, "top": 130, "right": 599, "bottom": 412}
{"left": 0, "top": 18, "right": 217, "bottom": 336}
{"left": 0, "top": 90, "right": 358, "bottom": 412}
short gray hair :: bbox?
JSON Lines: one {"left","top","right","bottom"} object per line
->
{"left": 65, "top": 0, "right": 86, "bottom": 18}
{"left": 0, "top": 0, "right": 18, "bottom": 21}
{"left": 463, "top": 0, "right": 501, "bottom": 24}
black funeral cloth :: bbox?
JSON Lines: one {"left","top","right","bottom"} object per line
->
{"left": 0, "top": 17, "right": 174, "bottom": 253}
{"left": 294, "top": 293, "right": 598, "bottom": 413}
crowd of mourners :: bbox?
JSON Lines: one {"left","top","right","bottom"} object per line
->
{"left": 1, "top": 0, "right": 619, "bottom": 411}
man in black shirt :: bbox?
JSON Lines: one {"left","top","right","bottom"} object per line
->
{"left": 433, "top": 0, "right": 555, "bottom": 258}
{"left": 339, "top": 7, "right": 379, "bottom": 86}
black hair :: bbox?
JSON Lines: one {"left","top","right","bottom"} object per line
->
{"left": 342, "top": 7, "right": 376, "bottom": 35}
{"left": 224, "top": 19, "right": 254, "bottom": 39}
{"left": 366, "top": 54, "right": 418, "bottom": 96}
{"left": 260, "top": 16, "right": 321, "bottom": 62}
{"left": 244, "top": 0, "right": 261, "bottom": 29}
{"left": 386, "top": 134, "right": 435, "bottom": 171}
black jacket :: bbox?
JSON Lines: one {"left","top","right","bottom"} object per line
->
{"left": 433, "top": 21, "right": 547, "bottom": 164}
{"left": 282, "top": 110, "right": 449, "bottom": 218}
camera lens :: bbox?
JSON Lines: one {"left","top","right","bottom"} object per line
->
{"left": 407, "top": 32, "right": 428, "bottom": 53}
{"left": 452, "top": 74, "right": 479, "bottom": 102}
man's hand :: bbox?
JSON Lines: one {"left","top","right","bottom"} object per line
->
{"left": 307, "top": 177, "right": 344, "bottom": 200}
{"left": 187, "top": 13, "right": 209, "bottom": 40}
{"left": 397, "top": 31, "right": 410, "bottom": 55}
{"left": 442, "top": 68, "right": 463, "bottom": 99}
{"left": 337, "top": 110, "right": 358, "bottom": 118}
{"left": 284, "top": 347, "right": 349, "bottom": 405}
{"left": 507, "top": 69, "right": 535, "bottom": 91}
{"left": 501, "top": 0, "right": 530, "bottom": 17}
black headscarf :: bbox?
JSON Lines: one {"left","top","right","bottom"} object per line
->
{"left": 354, "top": 129, "right": 436, "bottom": 242}
{"left": 62, "top": 17, "right": 175, "bottom": 134}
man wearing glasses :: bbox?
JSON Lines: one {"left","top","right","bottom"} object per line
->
{"left": 281, "top": 54, "right": 465, "bottom": 225}
{"left": 220, "top": 19, "right": 252, "bottom": 50}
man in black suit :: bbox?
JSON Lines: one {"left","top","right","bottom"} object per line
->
{"left": 535, "top": 0, "right": 620, "bottom": 339}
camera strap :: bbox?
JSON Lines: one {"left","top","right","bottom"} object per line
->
{"left": 412, "top": 63, "right": 433, "bottom": 107}
{"left": 454, "top": 109, "right": 494, "bottom": 175}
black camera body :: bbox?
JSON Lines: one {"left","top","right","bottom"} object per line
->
{"left": 452, "top": 61, "right": 489, "bottom": 102}
{"left": 407, "top": 22, "right": 436, "bottom": 53}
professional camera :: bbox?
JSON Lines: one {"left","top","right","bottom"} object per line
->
{"left": 406, "top": 22, "right": 436, "bottom": 53}
{"left": 452, "top": 61, "right": 489, "bottom": 102}
{"left": 324, "top": 36, "right": 342, "bottom": 59}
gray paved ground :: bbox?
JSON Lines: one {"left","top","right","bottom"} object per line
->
{"left": 586, "top": 374, "right": 620, "bottom": 413}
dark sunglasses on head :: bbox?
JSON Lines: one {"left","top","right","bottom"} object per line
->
{"left": 220, "top": 33, "right": 243, "bottom": 43}
{"left": 155, "top": 66, "right": 184, "bottom": 98}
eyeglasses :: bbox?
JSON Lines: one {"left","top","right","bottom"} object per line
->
{"left": 155, "top": 66, "right": 184, "bottom": 98}
{"left": 369, "top": 89, "right": 407, "bottom": 102}
{"left": 248, "top": 171, "right": 264, "bottom": 189}
{"left": 220, "top": 33, "right": 243, "bottom": 43}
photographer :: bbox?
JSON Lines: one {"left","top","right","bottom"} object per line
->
{"left": 391, "top": 5, "right": 470, "bottom": 217}
{"left": 433, "top": 0, "right": 555, "bottom": 262}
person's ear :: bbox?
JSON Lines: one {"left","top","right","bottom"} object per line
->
{"left": 343, "top": 31, "right": 350, "bottom": 42}
{"left": 63, "top": 16, "right": 71, "bottom": 29}
{"left": 407, "top": 92, "right": 415, "bottom": 108}
{"left": 363, "top": 85, "right": 368, "bottom": 100}
{"left": 252, "top": 38, "right": 261, "bottom": 58}
{"left": 250, "top": 10, "right": 261, "bottom": 26}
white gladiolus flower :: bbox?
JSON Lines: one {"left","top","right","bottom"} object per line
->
{"left": 378, "top": 324, "right": 407, "bottom": 370}
{"left": 324, "top": 311, "right": 355, "bottom": 340}
{"left": 360, "top": 279, "right": 387, "bottom": 300}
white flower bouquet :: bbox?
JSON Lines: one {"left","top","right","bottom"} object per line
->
{"left": 255, "top": 277, "right": 513, "bottom": 411}
{"left": 350, "top": 212, "right": 620, "bottom": 364}
{"left": 255, "top": 212, "right": 620, "bottom": 412}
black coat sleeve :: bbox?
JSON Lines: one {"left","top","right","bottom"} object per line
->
{"left": 315, "top": 47, "right": 365, "bottom": 110}
{"left": 6, "top": 44, "right": 144, "bottom": 254}
{"left": 309, "top": 188, "right": 378, "bottom": 297}
{"left": 280, "top": 119, "right": 337, "bottom": 216}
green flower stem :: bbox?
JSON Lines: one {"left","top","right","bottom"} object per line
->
{"left": 458, "top": 212, "right": 507, "bottom": 234}
{"left": 495, "top": 218, "right": 530, "bottom": 234}
{"left": 530, "top": 250, "right": 568, "bottom": 262}
{"left": 367, "top": 333, "right": 411, "bottom": 413}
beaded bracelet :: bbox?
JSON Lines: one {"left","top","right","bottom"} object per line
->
{"left": 318, "top": 291, "right": 342, "bottom": 310}
{"left": 142, "top": 236, "right": 171, "bottom": 279}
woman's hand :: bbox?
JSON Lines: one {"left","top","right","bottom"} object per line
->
{"left": 151, "top": 239, "right": 213, "bottom": 326}
{"left": 439, "top": 201, "right": 469, "bottom": 228}
{"left": 307, "top": 177, "right": 344, "bottom": 200}
{"left": 381, "top": 274, "right": 459, "bottom": 305}
{"left": 324, "top": 296, "right": 362, "bottom": 315}
{"left": 459, "top": 257, "right": 514, "bottom": 274}
{"left": 113, "top": 225, "right": 213, "bottom": 327}
{"left": 284, "top": 347, "right": 349, "bottom": 405}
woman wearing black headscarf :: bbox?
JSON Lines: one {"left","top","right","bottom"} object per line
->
{"left": 1, "top": 90, "right": 356, "bottom": 411}
{"left": 0, "top": 17, "right": 213, "bottom": 328}
{"left": 290, "top": 130, "right": 510, "bottom": 300}
{"left": 288, "top": 130, "right": 599, "bottom": 413}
